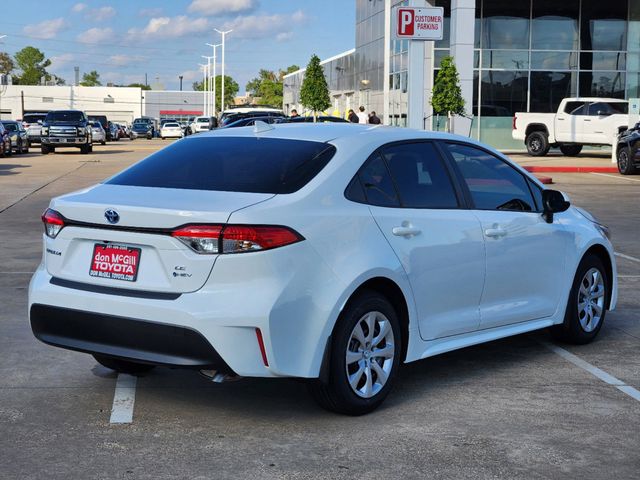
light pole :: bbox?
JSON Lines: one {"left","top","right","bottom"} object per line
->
{"left": 198, "top": 63, "right": 207, "bottom": 116}
{"left": 206, "top": 42, "right": 221, "bottom": 115}
{"left": 201, "top": 55, "right": 213, "bottom": 116}
{"left": 215, "top": 29, "right": 232, "bottom": 112}
{"left": 179, "top": 75, "right": 183, "bottom": 91}
{"left": 0, "top": 35, "right": 7, "bottom": 120}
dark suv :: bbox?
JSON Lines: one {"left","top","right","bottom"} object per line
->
{"left": 41, "top": 110, "right": 93, "bottom": 154}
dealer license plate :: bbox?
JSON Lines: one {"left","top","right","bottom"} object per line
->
{"left": 89, "top": 244, "right": 141, "bottom": 282}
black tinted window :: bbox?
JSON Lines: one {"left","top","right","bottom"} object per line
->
{"left": 3, "top": 123, "right": 18, "bottom": 132}
{"left": 107, "top": 137, "right": 335, "bottom": 194}
{"left": 446, "top": 143, "right": 535, "bottom": 212}
{"left": 565, "top": 102, "right": 586, "bottom": 115}
{"left": 46, "top": 111, "right": 84, "bottom": 122}
{"left": 358, "top": 155, "right": 400, "bottom": 207}
{"left": 381, "top": 142, "right": 458, "bottom": 209}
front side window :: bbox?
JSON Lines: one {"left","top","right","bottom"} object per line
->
{"left": 381, "top": 142, "right": 458, "bottom": 209}
{"left": 445, "top": 143, "right": 535, "bottom": 212}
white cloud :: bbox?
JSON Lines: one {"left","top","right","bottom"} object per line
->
{"left": 50, "top": 53, "right": 74, "bottom": 68}
{"left": 107, "top": 55, "right": 145, "bottom": 67}
{"left": 89, "top": 6, "right": 116, "bottom": 22}
{"left": 23, "top": 18, "right": 67, "bottom": 40}
{"left": 220, "top": 11, "right": 307, "bottom": 41}
{"left": 127, "top": 16, "right": 209, "bottom": 40}
{"left": 188, "top": 0, "right": 257, "bottom": 16}
{"left": 72, "top": 3, "right": 87, "bottom": 13}
{"left": 76, "top": 27, "right": 114, "bottom": 44}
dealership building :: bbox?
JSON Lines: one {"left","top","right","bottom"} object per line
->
{"left": 283, "top": 0, "right": 640, "bottom": 148}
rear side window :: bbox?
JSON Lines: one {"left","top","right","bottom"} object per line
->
{"left": 107, "top": 137, "right": 336, "bottom": 194}
{"left": 381, "top": 142, "right": 458, "bottom": 209}
{"left": 445, "top": 143, "right": 535, "bottom": 212}
{"left": 565, "top": 102, "right": 586, "bottom": 115}
{"left": 356, "top": 154, "right": 401, "bottom": 207}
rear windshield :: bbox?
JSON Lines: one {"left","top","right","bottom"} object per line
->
{"left": 24, "top": 114, "right": 47, "bottom": 123}
{"left": 46, "top": 111, "right": 84, "bottom": 122}
{"left": 164, "top": 123, "right": 180, "bottom": 127}
{"left": 106, "top": 137, "right": 336, "bottom": 194}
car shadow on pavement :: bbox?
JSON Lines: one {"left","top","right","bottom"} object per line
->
{"left": 0, "top": 164, "right": 30, "bottom": 176}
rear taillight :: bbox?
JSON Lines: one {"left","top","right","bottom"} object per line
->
{"left": 172, "top": 225, "right": 223, "bottom": 254}
{"left": 171, "top": 224, "right": 303, "bottom": 255}
{"left": 42, "top": 209, "right": 65, "bottom": 238}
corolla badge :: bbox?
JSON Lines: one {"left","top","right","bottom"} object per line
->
{"left": 104, "top": 209, "right": 120, "bottom": 224}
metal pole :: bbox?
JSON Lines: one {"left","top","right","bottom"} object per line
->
{"left": 215, "top": 29, "right": 232, "bottom": 112}
{"left": 206, "top": 43, "right": 221, "bottom": 116}
{"left": 179, "top": 75, "right": 183, "bottom": 91}
{"left": 202, "top": 56, "right": 212, "bottom": 116}
{"left": 199, "top": 64, "right": 207, "bottom": 115}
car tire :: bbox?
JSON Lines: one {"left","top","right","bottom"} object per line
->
{"left": 525, "top": 131, "right": 550, "bottom": 157}
{"left": 617, "top": 146, "right": 638, "bottom": 175}
{"left": 80, "top": 144, "right": 90, "bottom": 154}
{"left": 41, "top": 145, "right": 51, "bottom": 154}
{"left": 93, "top": 354, "right": 155, "bottom": 375}
{"left": 309, "top": 290, "right": 402, "bottom": 415}
{"left": 551, "top": 253, "right": 609, "bottom": 345}
{"left": 5, "top": 143, "right": 12, "bottom": 157}
{"left": 22, "top": 141, "right": 29, "bottom": 154}
{"left": 560, "top": 144, "right": 583, "bottom": 156}
{"left": 101, "top": 140, "right": 106, "bottom": 145}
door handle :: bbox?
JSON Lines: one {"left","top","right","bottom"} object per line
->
{"left": 392, "top": 226, "right": 421, "bottom": 238}
{"left": 484, "top": 227, "right": 507, "bottom": 238}
{"left": 584, "top": 119, "right": 591, "bottom": 122}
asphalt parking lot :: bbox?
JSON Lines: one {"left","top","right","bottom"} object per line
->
{"left": 1, "top": 140, "right": 638, "bottom": 479}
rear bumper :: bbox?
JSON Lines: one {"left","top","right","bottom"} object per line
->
{"left": 30, "top": 304, "right": 234, "bottom": 371}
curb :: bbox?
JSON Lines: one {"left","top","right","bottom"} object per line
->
{"left": 523, "top": 166, "right": 618, "bottom": 173}
{"left": 535, "top": 176, "right": 553, "bottom": 185}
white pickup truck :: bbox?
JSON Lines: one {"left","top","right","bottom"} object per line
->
{"left": 512, "top": 98, "right": 629, "bottom": 156}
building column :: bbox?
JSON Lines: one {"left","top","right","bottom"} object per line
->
{"left": 450, "top": 0, "right": 475, "bottom": 135}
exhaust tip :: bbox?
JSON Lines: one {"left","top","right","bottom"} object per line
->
{"left": 200, "top": 369, "right": 243, "bottom": 383}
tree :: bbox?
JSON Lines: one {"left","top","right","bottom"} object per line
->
{"left": 193, "top": 75, "right": 239, "bottom": 112}
{"left": 430, "top": 56, "right": 465, "bottom": 133}
{"left": 80, "top": 70, "right": 102, "bottom": 87}
{"left": 13, "top": 46, "right": 51, "bottom": 85}
{"left": 245, "top": 65, "right": 299, "bottom": 107}
{"left": 300, "top": 54, "right": 330, "bottom": 121}
{"left": 0, "top": 52, "right": 14, "bottom": 76}
{"left": 126, "top": 83, "right": 152, "bottom": 90}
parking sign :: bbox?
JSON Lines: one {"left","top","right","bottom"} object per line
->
{"left": 394, "top": 6, "right": 444, "bottom": 41}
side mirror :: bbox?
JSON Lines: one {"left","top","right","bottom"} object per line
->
{"left": 542, "top": 189, "right": 570, "bottom": 224}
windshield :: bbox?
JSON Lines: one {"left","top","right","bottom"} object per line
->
{"left": 196, "top": 117, "right": 209, "bottom": 123}
{"left": 23, "top": 114, "right": 47, "bottom": 123}
{"left": 107, "top": 137, "right": 336, "bottom": 194}
{"left": 3, "top": 123, "right": 18, "bottom": 132}
{"left": 46, "top": 111, "right": 84, "bottom": 123}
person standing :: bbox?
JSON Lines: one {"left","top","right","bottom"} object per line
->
{"left": 348, "top": 109, "right": 359, "bottom": 123}
{"left": 356, "top": 106, "right": 368, "bottom": 124}
{"left": 290, "top": 109, "right": 300, "bottom": 118}
{"left": 368, "top": 111, "right": 381, "bottom": 124}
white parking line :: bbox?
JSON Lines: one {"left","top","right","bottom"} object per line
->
{"left": 590, "top": 172, "right": 640, "bottom": 183}
{"left": 109, "top": 374, "right": 137, "bottom": 424}
{"left": 615, "top": 252, "right": 640, "bottom": 264}
{"left": 541, "top": 341, "right": 640, "bottom": 403}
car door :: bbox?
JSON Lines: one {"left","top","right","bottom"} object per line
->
{"left": 443, "top": 142, "right": 569, "bottom": 330}
{"left": 353, "top": 141, "right": 486, "bottom": 340}
{"left": 554, "top": 101, "right": 585, "bottom": 143}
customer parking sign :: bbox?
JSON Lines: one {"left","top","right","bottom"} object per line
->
{"left": 394, "top": 7, "right": 444, "bottom": 40}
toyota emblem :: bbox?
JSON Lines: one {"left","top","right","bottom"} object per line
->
{"left": 104, "top": 209, "right": 120, "bottom": 224}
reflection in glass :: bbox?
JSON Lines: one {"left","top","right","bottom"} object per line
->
{"left": 481, "top": 1, "right": 530, "bottom": 49}
{"left": 579, "top": 71, "right": 626, "bottom": 98}
{"left": 482, "top": 50, "right": 529, "bottom": 70}
{"left": 580, "top": 52, "right": 626, "bottom": 71}
{"left": 480, "top": 71, "right": 528, "bottom": 116}
{"left": 532, "top": 0, "right": 579, "bottom": 50}
{"left": 530, "top": 72, "right": 577, "bottom": 113}
{"left": 581, "top": 0, "right": 627, "bottom": 51}
{"left": 531, "top": 52, "right": 578, "bottom": 70}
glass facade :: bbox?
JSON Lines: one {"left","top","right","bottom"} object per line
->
{"left": 283, "top": 0, "right": 640, "bottom": 148}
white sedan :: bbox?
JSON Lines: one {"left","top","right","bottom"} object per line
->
{"left": 29, "top": 124, "right": 617, "bottom": 415}
{"left": 160, "top": 122, "right": 184, "bottom": 139}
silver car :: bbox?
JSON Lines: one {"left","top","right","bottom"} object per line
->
{"left": 90, "top": 121, "right": 106, "bottom": 145}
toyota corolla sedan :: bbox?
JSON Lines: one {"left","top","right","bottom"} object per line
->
{"left": 29, "top": 124, "right": 617, "bottom": 415}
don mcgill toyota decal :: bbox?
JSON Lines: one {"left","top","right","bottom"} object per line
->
{"left": 89, "top": 244, "right": 141, "bottom": 282}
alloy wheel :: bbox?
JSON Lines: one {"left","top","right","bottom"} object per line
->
{"left": 345, "top": 311, "right": 395, "bottom": 398}
{"left": 618, "top": 149, "right": 629, "bottom": 170}
{"left": 577, "top": 267, "right": 605, "bottom": 333}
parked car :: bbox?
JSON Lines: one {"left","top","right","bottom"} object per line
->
{"left": 191, "top": 116, "right": 217, "bottom": 133}
{"left": 219, "top": 107, "right": 284, "bottom": 126}
{"left": 287, "top": 116, "right": 349, "bottom": 124}
{"left": 220, "top": 116, "right": 287, "bottom": 128}
{"left": 513, "top": 98, "right": 629, "bottom": 156}
{"left": 88, "top": 115, "right": 110, "bottom": 141}
{"left": 22, "top": 113, "right": 48, "bottom": 145}
{"left": 29, "top": 124, "right": 617, "bottom": 415}
{"left": 40, "top": 110, "right": 93, "bottom": 154}
{"left": 615, "top": 121, "right": 640, "bottom": 175}
{"left": 0, "top": 122, "right": 11, "bottom": 157}
{"left": 90, "top": 121, "right": 107, "bottom": 145}
{"left": 1, "top": 120, "right": 30, "bottom": 154}
{"left": 132, "top": 117, "right": 158, "bottom": 138}
{"left": 131, "top": 121, "right": 154, "bottom": 140}
{"left": 160, "top": 122, "right": 184, "bottom": 139}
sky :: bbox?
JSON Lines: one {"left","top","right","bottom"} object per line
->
{"left": 0, "top": 0, "right": 356, "bottom": 93}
